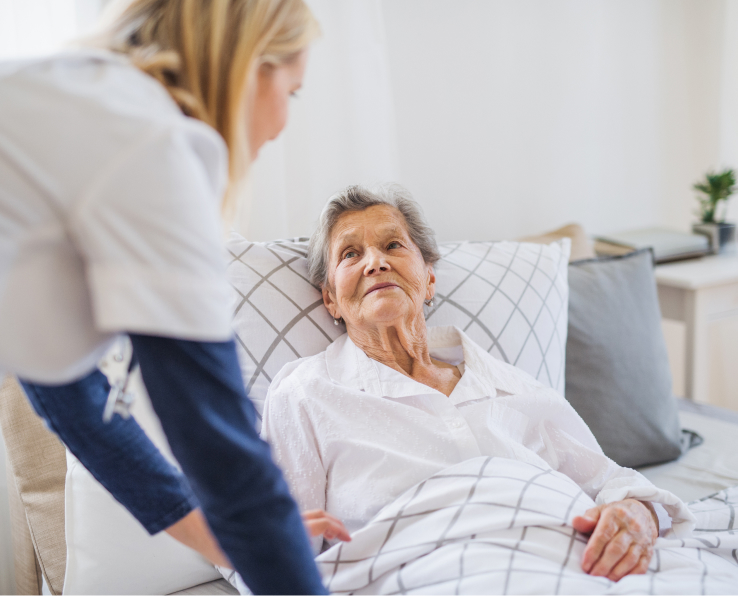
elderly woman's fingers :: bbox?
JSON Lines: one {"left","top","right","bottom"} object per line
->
{"left": 581, "top": 513, "right": 620, "bottom": 573}
{"left": 580, "top": 499, "right": 658, "bottom": 579}
{"left": 302, "top": 509, "right": 333, "bottom": 520}
{"left": 606, "top": 542, "right": 647, "bottom": 582}
{"left": 588, "top": 530, "right": 633, "bottom": 577}
{"left": 304, "top": 518, "right": 329, "bottom": 537}
{"left": 572, "top": 506, "right": 602, "bottom": 535}
{"left": 633, "top": 551, "right": 653, "bottom": 575}
{"left": 301, "top": 510, "right": 352, "bottom": 542}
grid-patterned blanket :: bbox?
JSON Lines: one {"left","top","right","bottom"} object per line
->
{"left": 311, "top": 457, "right": 738, "bottom": 595}
{"left": 221, "top": 456, "right": 738, "bottom": 594}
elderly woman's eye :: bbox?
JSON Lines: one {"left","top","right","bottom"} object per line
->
{"left": 343, "top": 251, "right": 358, "bottom": 260}
{"left": 388, "top": 241, "right": 402, "bottom": 249}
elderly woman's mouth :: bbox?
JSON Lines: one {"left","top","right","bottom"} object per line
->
{"left": 365, "top": 282, "right": 399, "bottom": 296}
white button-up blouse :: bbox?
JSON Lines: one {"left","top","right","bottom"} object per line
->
{"left": 262, "top": 326, "right": 694, "bottom": 554}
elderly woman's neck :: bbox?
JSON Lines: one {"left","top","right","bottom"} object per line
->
{"left": 349, "top": 315, "right": 433, "bottom": 377}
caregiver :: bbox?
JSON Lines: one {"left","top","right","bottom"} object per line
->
{"left": 0, "top": 0, "right": 331, "bottom": 593}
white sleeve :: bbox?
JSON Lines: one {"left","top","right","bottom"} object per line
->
{"left": 262, "top": 375, "right": 327, "bottom": 556}
{"left": 526, "top": 390, "right": 696, "bottom": 538}
{"left": 653, "top": 503, "right": 673, "bottom": 536}
{"left": 69, "top": 120, "right": 233, "bottom": 341}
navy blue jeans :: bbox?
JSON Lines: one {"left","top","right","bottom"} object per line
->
{"left": 20, "top": 335, "right": 326, "bottom": 595}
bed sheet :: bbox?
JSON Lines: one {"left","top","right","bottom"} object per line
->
{"left": 188, "top": 402, "right": 738, "bottom": 595}
{"left": 223, "top": 457, "right": 738, "bottom": 594}
{"left": 638, "top": 403, "right": 738, "bottom": 502}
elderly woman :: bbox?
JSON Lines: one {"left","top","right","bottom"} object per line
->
{"left": 261, "top": 185, "right": 694, "bottom": 584}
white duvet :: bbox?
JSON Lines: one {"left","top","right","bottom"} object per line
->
{"left": 223, "top": 456, "right": 738, "bottom": 594}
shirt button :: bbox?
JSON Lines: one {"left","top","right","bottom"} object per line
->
{"left": 451, "top": 419, "right": 464, "bottom": 429}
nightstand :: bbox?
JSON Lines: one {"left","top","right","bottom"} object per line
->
{"left": 656, "top": 252, "right": 738, "bottom": 405}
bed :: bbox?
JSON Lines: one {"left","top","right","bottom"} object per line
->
{"left": 5, "top": 387, "right": 738, "bottom": 596}
{"left": 3, "top": 226, "right": 738, "bottom": 595}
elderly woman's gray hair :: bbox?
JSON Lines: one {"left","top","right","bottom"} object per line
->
{"left": 308, "top": 185, "right": 441, "bottom": 287}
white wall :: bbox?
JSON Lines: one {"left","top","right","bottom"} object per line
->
{"left": 240, "top": 0, "right": 738, "bottom": 243}
{"left": 380, "top": 0, "right": 735, "bottom": 242}
{"left": 238, "top": 0, "right": 400, "bottom": 240}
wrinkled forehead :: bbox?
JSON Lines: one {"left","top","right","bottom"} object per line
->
{"left": 329, "top": 205, "right": 409, "bottom": 251}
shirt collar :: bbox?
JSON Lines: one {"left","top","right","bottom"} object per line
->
{"left": 325, "top": 325, "right": 536, "bottom": 398}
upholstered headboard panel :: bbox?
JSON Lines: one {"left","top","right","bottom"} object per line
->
{"left": 0, "top": 376, "right": 66, "bottom": 595}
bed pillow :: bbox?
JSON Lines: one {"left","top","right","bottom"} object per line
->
{"left": 518, "top": 223, "right": 596, "bottom": 262}
{"left": 63, "top": 449, "right": 221, "bottom": 595}
{"left": 225, "top": 232, "right": 571, "bottom": 429}
{"left": 565, "top": 249, "right": 686, "bottom": 468}
{"left": 61, "top": 344, "right": 221, "bottom": 595}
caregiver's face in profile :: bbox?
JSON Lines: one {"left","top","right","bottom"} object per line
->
{"left": 248, "top": 49, "right": 309, "bottom": 158}
{"left": 323, "top": 205, "right": 436, "bottom": 330}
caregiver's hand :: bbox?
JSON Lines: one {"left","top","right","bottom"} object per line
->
{"left": 572, "top": 499, "right": 657, "bottom": 582}
{"left": 302, "top": 510, "right": 352, "bottom": 542}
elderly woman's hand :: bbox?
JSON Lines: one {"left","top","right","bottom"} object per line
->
{"left": 302, "top": 509, "right": 352, "bottom": 542}
{"left": 572, "top": 499, "right": 657, "bottom": 582}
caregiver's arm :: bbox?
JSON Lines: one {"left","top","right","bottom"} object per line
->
{"left": 129, "top": 334, "right": 327, "bottom": 595}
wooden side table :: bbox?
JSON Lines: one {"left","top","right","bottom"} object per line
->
{"left": 655, "top": 253, "right": 738, "bottom": 403}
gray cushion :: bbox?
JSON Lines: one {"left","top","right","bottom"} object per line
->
{"left": 565, "top": 249, "right": 685, "bottom": 468}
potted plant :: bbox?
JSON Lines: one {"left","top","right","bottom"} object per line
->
{"left": 692, "top": 168, "right": 737, "bottom": 253}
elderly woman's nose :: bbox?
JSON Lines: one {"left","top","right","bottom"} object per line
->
{"left": 363, "top": 247, "right": 390, "bottom": 275}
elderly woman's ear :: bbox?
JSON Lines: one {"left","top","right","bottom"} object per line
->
{"left": 425, "top": 266, "right": 436, "bottom": 303}
{"left": 322, "top": 285, "right": 339, "bottom": 321}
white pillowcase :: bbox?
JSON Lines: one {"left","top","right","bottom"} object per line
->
{"left": 62, "top": 345, "right": 220, "bottom": 595}
{"left": 225, "top": 232, "right": 571, "bottom": 431}
{"left": 428, "top": 240, "right": 570, "bottom": 392}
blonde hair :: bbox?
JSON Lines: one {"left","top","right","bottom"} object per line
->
{"left": 93, "top": 0, "right": 319, "bottom": 213}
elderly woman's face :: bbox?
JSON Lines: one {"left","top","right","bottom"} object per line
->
{"left": 323, "top": 205, "right": 435, "bottom": 329}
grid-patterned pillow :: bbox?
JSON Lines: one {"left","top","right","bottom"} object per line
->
{"left": 226, "top": 232, "right": 570, "bottom": 428}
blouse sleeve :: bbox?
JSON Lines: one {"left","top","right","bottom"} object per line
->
{"left": 69, "top": 120, "right": 233, "bottom": 342}
{"left": 262, "top": 369, "right": 327, "bottom": 555}
{"left": 523, "top": 389, "right": 696, "bottom": 538}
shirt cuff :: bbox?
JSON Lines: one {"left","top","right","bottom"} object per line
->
{"left": 652, "top": 502, "right": 672, "bottom": 536}
{"left": 596, "top": 482, "right": 696, "bottom": 538}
